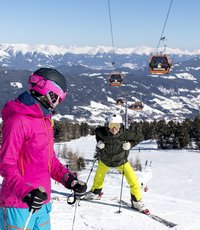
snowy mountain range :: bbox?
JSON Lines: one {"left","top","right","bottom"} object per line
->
{"left": 1, "top": 44, "right": 200, "bottom": 70}
{"left": 1, "top": 43, "right": 200, "bottom": 124}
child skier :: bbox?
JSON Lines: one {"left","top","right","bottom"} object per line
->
{"left": 84, "top": 114, "right": 149, "bottom": 213}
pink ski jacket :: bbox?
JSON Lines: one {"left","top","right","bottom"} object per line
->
{"left": 0, "top": 95, "right": 69, "bottom": 208}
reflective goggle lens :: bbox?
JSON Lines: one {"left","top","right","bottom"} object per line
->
{"left": 108, "top": 123, "right": 121, "bottom": 129}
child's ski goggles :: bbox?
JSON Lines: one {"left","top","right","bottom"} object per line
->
{"left": 108, "top": 123, "right": 121, "bottom": 130}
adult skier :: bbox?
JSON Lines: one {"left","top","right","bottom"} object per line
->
{"left": 84, "top": 114, "right": 148, "bottom": 213}
{"left": 0, "top": 68, "right": 87, "bottom": 229}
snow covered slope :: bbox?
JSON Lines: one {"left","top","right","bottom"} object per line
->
{"left": 50, "top": 137, "right": 200, "bottom": 230}
{"left": 1, "top": 137, "right": 199, "bottom": 229}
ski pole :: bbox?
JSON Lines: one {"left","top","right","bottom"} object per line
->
{"left": 68, "top": 150, "right": 98, "bottom": 202}
{"left": 68, "top": 154, "right": 97, "bottom": 204}
{"left": 71, "top": 198, "right": 80, "bottom": 230}
{"left": 85, "top": 148, "right": 100, "bottom": 184}
{"left": 116, "top": 158, "right": 126, "bottom": 214}
{"left": 86, "top": 158, "right": 97, "bottom": 184}
{"left": 23, "top": 186, "right": 46, "bottom": 230}
{"left": 116, "top": 105, "right": 129, "bottom": 214}
{"left": 70, "top": 150, "right": 98, "bottom": 230}
{"left": 23, "top": 209, "right": 34, "bottom": 230}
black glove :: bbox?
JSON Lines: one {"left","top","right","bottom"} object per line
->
{"left": 94, "top": 148, "right": 102, "bottom": 160}
{"left": 22, "top": 188, "right": 48, "bottom": 212}
{"left": 94, "top": 151, "right": 100, "bottom": 160}
{"left": 65, "top": 174, "right": 87, "bottom": 195}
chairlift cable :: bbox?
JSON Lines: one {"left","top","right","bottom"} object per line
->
{"left": 107, "top": 0, "right": 116, "bottom": 70}
{"left": 156, "top": 0, "right": 174, "bottom": 53}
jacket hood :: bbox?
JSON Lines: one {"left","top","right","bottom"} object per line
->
{"left": 1, "top": 92, "right": 50, "bottom": 121}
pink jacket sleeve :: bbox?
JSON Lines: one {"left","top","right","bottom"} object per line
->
{"left": 50, "top": 152, "right": 71, "bottom": 185}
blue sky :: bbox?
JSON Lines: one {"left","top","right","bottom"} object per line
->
{"left": 0, "top": 0, "right": 199, "bottom": 50}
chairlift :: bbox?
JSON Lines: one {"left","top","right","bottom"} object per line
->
{"left": 149, "top": 54, "right": 172, "bottom": 75}
{"left": 128, "top": 102, "right": 144, "bottom": 111}
{"left": 109, "top": 72, "right": 123, "bottom": 86}
{"left": 116, "top": 98, "right": 124, "bottom": 106}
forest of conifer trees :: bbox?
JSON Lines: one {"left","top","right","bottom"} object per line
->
{"left": 1, "top": 116, "right": 200, "bottom": 150}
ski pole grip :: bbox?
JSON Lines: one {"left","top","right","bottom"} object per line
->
{"left": 38, "top": 186, "right": 46, "bottom": 193}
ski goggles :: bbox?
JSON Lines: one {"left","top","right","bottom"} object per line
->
{"left": 108, "top": 123, "right": 121, "bottom": 130}
{"left": 47, "top": 80, "right": 67, "bottom": 103}
{"left": 29, "top": 74, "right": 67, "bottom": 102}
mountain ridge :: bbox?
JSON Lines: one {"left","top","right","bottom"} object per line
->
{"left": 0, "top": 43, "right": 200, "bottom": 56}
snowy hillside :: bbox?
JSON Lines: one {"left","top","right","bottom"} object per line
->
{"left": 1, "top": 136, "right": 200, "bottom": 229}
{"left": 50, "top": 137, "right": 200, "bottom": 230}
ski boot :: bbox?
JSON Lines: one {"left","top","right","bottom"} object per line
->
{"left": 83, "top": 190, "right": 103, "bottom": 200}
{"left": 131, "top": 199, "right": 150, "bottom": 214}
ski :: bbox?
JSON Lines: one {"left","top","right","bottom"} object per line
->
{"left": 119, "top": 200, "right": 177, "bottom": 228}
{"left": 52, "top": 195, "right": 177, "bottom": 228}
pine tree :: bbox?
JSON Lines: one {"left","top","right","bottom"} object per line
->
{"left": 192, "top": 116, "right": 200, "bottom": 149}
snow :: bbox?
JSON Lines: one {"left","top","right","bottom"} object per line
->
{"left": 10, "top": 82, "right": 23, "bottom": 89}
{"left": 175, "top": 73, "right": 197, "bottom": 81}
{"left": 54, "top": 136, "right": 96, "bottom": 160}
{"left": 1, "top": 43, "right": 200, "bottom": 57}
{"left": 52, "top": 137, "right": 200, "bottom": 229}
{"left": 90, "top": 101, "right": 109, "bottom": 110}
{"left": 152, "top": 94, "right": 183, "bottom": 110}
{"left": 1, "top": 137, "right": 200, "bottom": 229}
{"left": 107, "top": 97, "right": 116, "bottom": 103}
{"left": 52, "top": 114, "right": 75, "bottom": 121}
{"left": 122, "top": 63, "right": 139, "bottom": 69}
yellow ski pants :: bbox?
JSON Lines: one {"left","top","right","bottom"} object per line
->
{"left": 91, "top": 160, "right": 142, "bottom": 201}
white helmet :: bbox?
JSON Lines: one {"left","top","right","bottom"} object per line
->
{"left": 107, "top": 114, "right": 123, "bottom": 124}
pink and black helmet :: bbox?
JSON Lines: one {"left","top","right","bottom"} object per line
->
{"left": 28, "top": 68, "right": 67, "bottom": 108}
